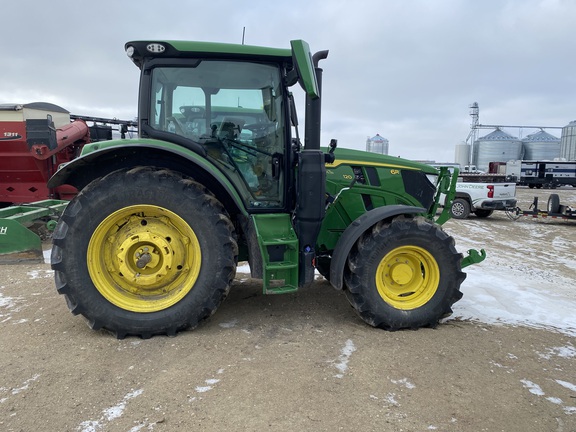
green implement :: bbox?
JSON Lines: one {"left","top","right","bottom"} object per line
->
{"left": 0, "top": 200, "right": 67, "bottom": 264}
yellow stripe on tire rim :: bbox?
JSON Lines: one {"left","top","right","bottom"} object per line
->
{"left": 375, "top": 245, "right": 440, "bottom": 310}
{"left": 87, "top": 205, "right": 201, "bottom": 313}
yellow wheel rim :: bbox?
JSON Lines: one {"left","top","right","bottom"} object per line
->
{"left": 87, "top": 205, "right": 201, "bottom": 313}
{"left": 375, "top": 245, "right": 440, "bottom": 310}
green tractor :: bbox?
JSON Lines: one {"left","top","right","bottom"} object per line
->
{"left": 48, "top": 39, "right": 484, "bottom": 338}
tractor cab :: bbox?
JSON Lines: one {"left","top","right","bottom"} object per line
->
{"left": 144, "top": 61, "right": 287, "bottom": 209}
{"left": 125, "top": 40, "right": 322, "bottom": 212}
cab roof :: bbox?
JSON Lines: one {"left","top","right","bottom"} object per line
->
{"left": 125, "top": 40, "right": 292, "bottom": 68}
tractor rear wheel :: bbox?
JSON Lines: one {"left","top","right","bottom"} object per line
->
{"left": 51, "top": 167, "right": 238, "bottom": 338}
{"left": 344, "top": 216, "right": 465, "bottom": 330}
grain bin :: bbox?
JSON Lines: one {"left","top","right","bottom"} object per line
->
{"left": 454, "top": 142, "right": 470, "bottom": 168}
{"left": 472, "top": 128, "right": 523, "bottom": 172}
{"left": 366, "top": 134, "right": 389, "bottom": 155}
{"left": 522, "top": 130, "right": 560, "bottom": 160}
{"left": 560, "top": 120, "right": 576, "bottom": 160}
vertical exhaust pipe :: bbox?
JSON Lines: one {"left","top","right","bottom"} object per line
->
{"left": 304, "top": 50, "right": 329, "bottom": 151}
{"left": 297, "top": 50, "right": 329, "bottom": 286}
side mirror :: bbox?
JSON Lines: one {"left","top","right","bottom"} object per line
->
{"left": 325, "top": 139, "right": 337, "bottom": 163}
{"left": 329, "top": 139, "right": 337, "bottom": 153}
{"left": 290, "top": 40, "right": 319, "bottom": 99}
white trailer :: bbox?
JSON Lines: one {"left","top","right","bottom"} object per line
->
{"left": 519, "top": 160, "right": 576, "bottom": 188}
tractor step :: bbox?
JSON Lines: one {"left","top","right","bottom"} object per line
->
{"left": 252, "top": 213, "right": 299, "bottom": 294}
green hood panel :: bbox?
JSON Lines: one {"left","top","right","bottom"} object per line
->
{"left": 325, "top": 147, "right": 437, "bottom": 174}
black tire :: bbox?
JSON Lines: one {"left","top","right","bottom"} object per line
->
{"left": 51, "top": 167, "right": 238, "bottom": 338}
{"left": 474, "top": 209, "right": 494, "bottom": 218}
{"left": 343, "top": 216, "right": 465, "bottom": 330}
{"left": 450, "top": 198, "right": 470, "bottom": 219}
{"left": 547, "top": 193, "right": 560, "bottom": 213}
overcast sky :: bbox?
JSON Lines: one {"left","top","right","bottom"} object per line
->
{"left": 2, "top": 0, "right": 575, "bottom": 162}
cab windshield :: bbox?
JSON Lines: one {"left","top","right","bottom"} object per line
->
{"left": 149, "top": 61, "right": 286, "bottom": 209}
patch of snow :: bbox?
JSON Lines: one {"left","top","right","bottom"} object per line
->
{"left": 26, "top": 269, "right": 53, "bottom": 280}
{"left": 556, "top": 380, "right": 576, "bottom": 392}
{"left": 0, "top": 293, "right": 17, "bottom": 309}
{"left": 452, "top": 265, "right": 576, "bottom": 337}
{"left": 537, "top": 345, "right": 576, "bottom": 360}
{"left": 77, "top": 389, "right": 143, "bottom": 432}
{"left": 12, "top": 374, "right": 40, "bottom": 395}
{"left": 195, "top": 386, "right": 212, "bottom": 393}
{"left": 236, "top": 262, "right": 250, "bottom": 274}
{"left": 219, "top": 319, "right": 238, "bottom": 329}
{"left": 391, "top": 378, "right": 416, "bottom": 389}
{"left": 333, "top": 339, "right": 356, "bottom": 378}
{"left": 104, "top": 389, "right": 143, "bottom": 421}
{"left": 445, "top": 209, "right": 576, "bottom": 337}
{"left": 43, "top": 249, "right": 51, "bottom": 264}
{"left": 384, "top": 393, "right": 399, "bottom": 406}
{"left": 520, "top": 378, "right": 576, "bottom": 414}
{"left": 194, "top": 372, "right": 223, "bottom": 394}
{"left": 520, "top": 379, "right": 545, "bottom": 396}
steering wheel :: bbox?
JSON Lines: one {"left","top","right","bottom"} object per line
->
{"left": 180, "top": 106, "right": 205, "bottom": 119}
{"left": 243, "top": 123, "right": 274, "bottom": 138}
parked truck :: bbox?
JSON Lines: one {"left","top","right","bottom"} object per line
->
{"left": 46, "top": 39, "right": 485, "bottom": 338}
{"left": 449, "top": 180, "right": 517, "bottom": 219}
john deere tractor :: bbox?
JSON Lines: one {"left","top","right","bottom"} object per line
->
{"left": 48, "top": 39, "right": 484, "bottom": 338}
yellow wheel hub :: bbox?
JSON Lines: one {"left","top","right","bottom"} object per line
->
{"left": 87, "top": 205, "right": 201, "bottom": 313}
{"left": 375, "top": 245, "right": 440, "bottom": 310}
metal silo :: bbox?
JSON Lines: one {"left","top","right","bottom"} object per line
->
{"left": 454, "top": 142, "right": 470, "bottom": 168}
{"left": 366, "top": 134, "right": 389, "bottom": 155}
{"left": 472, "top": 128, "right": 523, "bottom": 172}
{"left": 560, "top": 120, "right": 576, "bottom": 160}
{"left": 522, "top": 130, "right": 560, "bottom": 160}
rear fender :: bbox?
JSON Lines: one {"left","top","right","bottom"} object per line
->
{"left": 329, "top": 205, "right": 425, "bottom": 290}
{"left": 48, "top": 140, "right": 247, "bottom": 216}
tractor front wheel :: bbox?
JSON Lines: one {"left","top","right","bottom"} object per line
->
{"left": 51, "top": 167, "right": 238, "bottom": 338}
{"left": 344, "top": 216, "right": 465, "bottom": 330}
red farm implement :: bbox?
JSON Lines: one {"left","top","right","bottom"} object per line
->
{"left": 0, "top": 102, "right": 136, "bottom": 262}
